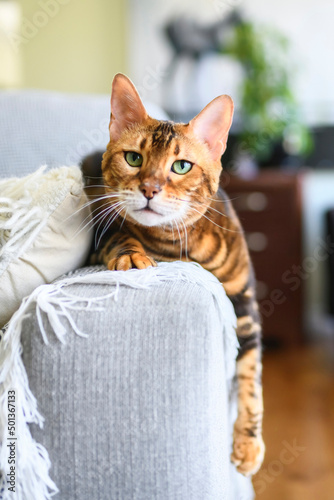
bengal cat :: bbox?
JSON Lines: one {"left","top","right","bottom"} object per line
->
{"left": 82, "top": 73, "right": 265, "bottom": 476}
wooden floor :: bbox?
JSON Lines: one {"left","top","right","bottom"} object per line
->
{"left": 252, "top": 341, "right": 334, "bottom": 499}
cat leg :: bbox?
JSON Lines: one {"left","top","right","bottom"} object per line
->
{"left": 98, "top": 233, "right": 157, "bottom": 271}
{"left": 229, "top": 287, "right": 265, "bottom": 476}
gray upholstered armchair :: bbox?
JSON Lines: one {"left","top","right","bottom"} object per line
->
{"left": 0, "top": 90, "right": 254, "bottom": 499}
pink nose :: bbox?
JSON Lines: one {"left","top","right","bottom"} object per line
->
{"left": 140, "top": 182, "right": 161, "bottom": 200}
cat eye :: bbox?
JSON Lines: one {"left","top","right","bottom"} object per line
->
{"left": 125, "top": 151, "right": 143, "bottom": 167}
{"left": 171, "top": 160, "right": 193, "bottom": 175}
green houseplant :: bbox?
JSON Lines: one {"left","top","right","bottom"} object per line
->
{"left": 221, "top": 20, "right": 312, "bottom": 165}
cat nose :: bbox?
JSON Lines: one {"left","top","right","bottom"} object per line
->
{"left": 140, "top": 182, "right": 161, "bottom": 200}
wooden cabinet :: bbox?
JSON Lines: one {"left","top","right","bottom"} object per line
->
{"left": 222, "top": 170, "right": 304, "bottom": 346}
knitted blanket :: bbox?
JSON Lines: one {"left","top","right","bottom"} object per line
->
{"left": 0, "top": 262, "right": 239, "bottom": 500}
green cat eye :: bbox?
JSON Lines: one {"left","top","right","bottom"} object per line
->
{"left": 171, "top": 160, "right": 193, "bottom": 175}
{"left": 125, "top": 151, "right": 143, "bottom": 167}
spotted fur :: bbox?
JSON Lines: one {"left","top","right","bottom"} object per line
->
{"left": 82, "top": 73, "right": 265, "bottom": 476}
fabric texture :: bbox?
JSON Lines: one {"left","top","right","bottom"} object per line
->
{"left": 0, "top": 262, "right": 254, "bottom": 500}
{"left": 0, "top": 165, "right": 92, "bottom": 327}
{"left": 0, "top": 90, "right": 168, "bottom": 178}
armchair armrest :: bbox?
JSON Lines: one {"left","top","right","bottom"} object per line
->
{"left": 1, "top": 262, "right": 254, "bottom": 499}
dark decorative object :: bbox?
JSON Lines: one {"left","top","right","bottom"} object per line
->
{"left": 305, "top": 126, "right": 334, "bottom": 168}
{"left": 164, "top": 12, "right": 313, "bottom": 169}
{"left": 165, "top": 12, "right": 241, "bottom": 59}
{"left": 163, "top": 12, "right": 241, "bottom": 122}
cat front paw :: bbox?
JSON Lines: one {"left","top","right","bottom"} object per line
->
{"left": 107, "top": 253, "right": 157, "bottom": 271}
{"left": 231, "top": 429, "right": 265, "bottom": 476}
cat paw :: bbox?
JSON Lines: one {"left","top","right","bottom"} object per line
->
{"left": 231, "top": 431, "right": 265, "bottom": 476}
{"left": 107, "top": 253, "right": 157, "bottom": 271}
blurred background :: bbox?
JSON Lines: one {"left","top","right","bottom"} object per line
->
{"left": 1, "top": 0, "right": 334, "bottom": 498}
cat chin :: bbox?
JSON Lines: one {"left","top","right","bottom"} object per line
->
{"left": 127, "top": 210, "right": 174, "bottom": 228}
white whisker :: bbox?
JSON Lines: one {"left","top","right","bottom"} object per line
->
{"left": 207, "top": 195, "right": 240, "bottom": 203}
{"left": 96, "top": 204, "right": 126, "bottom": 249}
{"left": 119, "top": 208, "right": 128, "bottom": 230}
{"left": 180, "top": 218, "right": 188, "bottom": 261}
{"left": 187, "top": 206, "right": 241, "bottom": 233}
{"left": 85, "top": 200, "right": 124, "bottom": 234}
{"left": 94, "top": 203, "right": 123, "bottom": 247}
{"left": 94, "top": 202, "right": 126, "bottom": 248}
{"left": 78, "top": 199, "right": 119, "bottom": 231}
{"left": 206, "top": 205, "right": 228, "bottom": 218}
{"left": 83, "top": 175, "right": 104, "bottom": 180}
{"left": 65, "top": 192, "right": 122, "bottom": 223}
{"left": 174, "top": 219, "right": 182, "bottom": 260}
{"left": 72, "top": 203, "right": 118, "bottom": 240}
{"left": 73, "top": 198, "right": 124, "bottom": 240}
{"left": 177, "top": 196, "right": 228, "bottom": 218}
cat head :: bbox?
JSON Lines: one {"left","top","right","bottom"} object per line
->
{"left": 102, "top": 73, "right": 233, "bottom": 228}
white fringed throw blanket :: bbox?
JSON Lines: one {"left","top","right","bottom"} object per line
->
{"left": 0, "top": 262, "right": 238, "bottom": 499}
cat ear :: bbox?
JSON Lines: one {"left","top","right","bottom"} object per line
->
{"left": 109, "top": 73, "right": 148, "bottom": 141}
{"left": 189, "top": 95, "right": 234, "bottom": 161}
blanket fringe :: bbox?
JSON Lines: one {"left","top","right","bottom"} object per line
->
{"left": 0, "top": 167, "right": 47, "bottom": 262}
{"left": 0, "top": 262, "right": 238, "bottom": 499}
